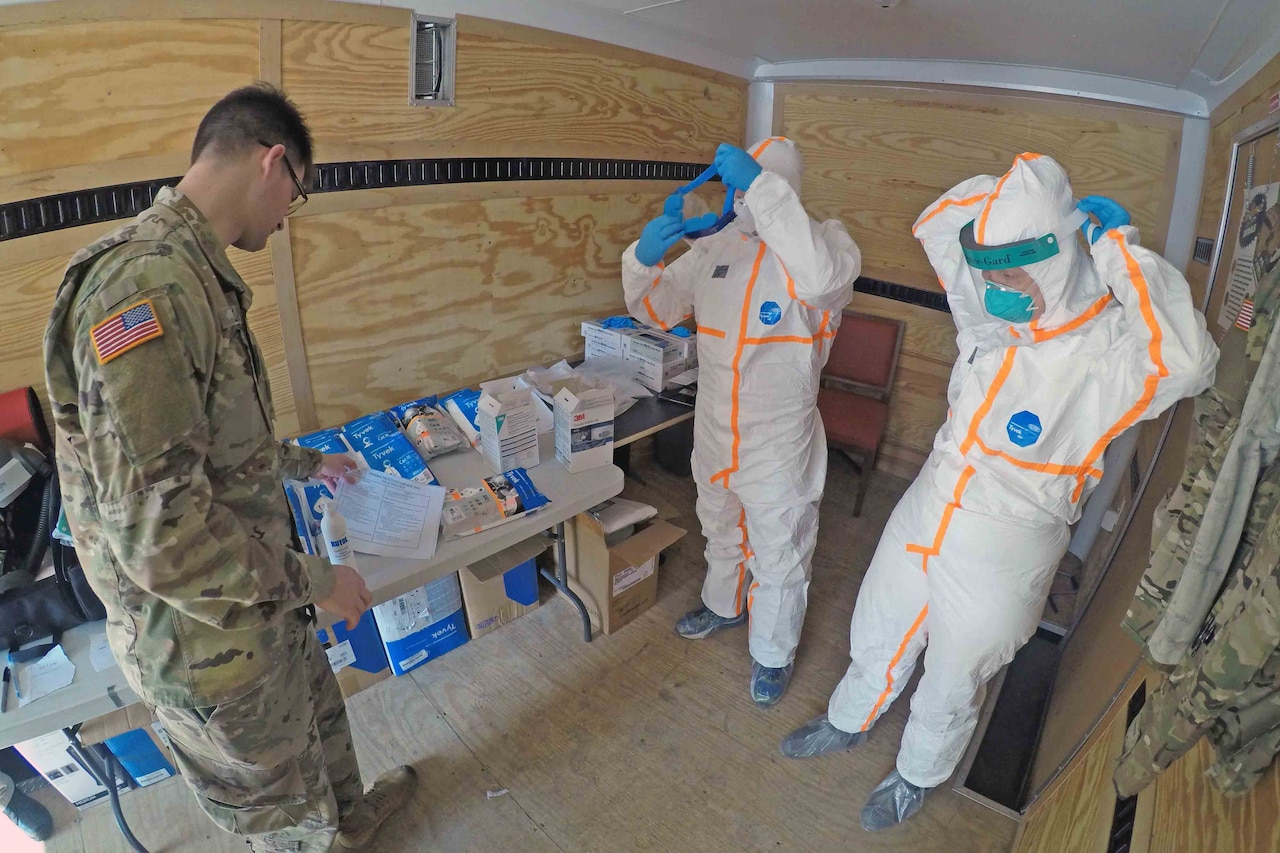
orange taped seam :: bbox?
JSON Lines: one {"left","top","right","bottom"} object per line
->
{"left": 903, "top": 467, "right": 975, "bottom": 575}
{"left": 973, "top": 436, "right": 1103, "bottom": 479}
{"left": 642, "top": 264, "right": 670, "bottom": 330}
{"left": 976, "top": 153, "right": 1042, "bottom": 244}
{"left": 860, "top": 604, "right": 929, "bottom": 732}
{"left": 913, "top": 192, "right": 989, "bottom": 237}
{"left": 710, "top": 242, "right": 769, "bottom": 487}
{"left": 959, "top": 348, "right": 1018, "bottom": 456}
{"left": 743, "top": 335, "right": 817, "bottom": 345}
{"left": 1031, "top": 294, "right": 1113, "bottom": 343}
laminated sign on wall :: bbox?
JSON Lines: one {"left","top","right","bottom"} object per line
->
{"left": 1219, "top": 180, "right": 1280, "bottom": 330}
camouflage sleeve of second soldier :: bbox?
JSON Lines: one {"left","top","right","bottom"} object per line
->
{"left": 72, "top": 252, "right": 337, "bottom": 629}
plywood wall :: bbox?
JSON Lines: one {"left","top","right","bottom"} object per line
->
{"left": 777, "top": 83, "right": 1184, "bottom": 476}
{"left": 0, "top": 2, "right": 747, "bottom": 437}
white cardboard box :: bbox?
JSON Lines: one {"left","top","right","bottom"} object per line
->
{"left": 624, "top": 331, "right": 687, "bottom": 392}
{"left": 582, "top": 319, "right": 642, "bottom": 360}
{"left": 554, "top": 379, "right": 615, "bottom": 473}
{"left": 15, "top": 730, "right": 129, "bottom": 809}
{"left": 476, "top": 379, "right": 540, "bottom": 473}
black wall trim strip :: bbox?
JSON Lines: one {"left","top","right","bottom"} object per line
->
{"left": 854, "top": 276, "right": 951, "bottom": 313}
{"left": 0, "top": 157, "right": 711, "bottom": 243}
{"left": 1, "top": 159, "right": 954, "bottom": 317}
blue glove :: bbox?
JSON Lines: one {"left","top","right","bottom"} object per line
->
{"left": 714, "top": 143, "right": 763, "bottom": 193}
{"left": 1078, "top": 196, "right": 1131, "bottom": 244}
{"left": 667, "top": 326, "right": 691, "bottom": 338}
{"left": 601, "top": 316, "right": 636, "bottom": 330}
{"left": 682, "top": 211, "right": 720, "bottom": 233}
{"left": 635, "top": 205, "right": 686, "bottom": 267}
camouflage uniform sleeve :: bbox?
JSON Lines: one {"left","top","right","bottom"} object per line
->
{"left": 73, "top": 253, "right": 336, "bottom": 629}
{"left": 278, "top": 441, "right": 323, "bottom": 482}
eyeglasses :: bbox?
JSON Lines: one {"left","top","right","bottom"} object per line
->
{"left": 259, "top": 141, "right": 308, "bottom": 215}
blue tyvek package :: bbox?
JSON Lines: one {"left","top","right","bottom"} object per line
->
{"left": 341, "top": 412, "right": 400, "bottom": 450}
{"left": 364, "top": 432, "right": 438, "bottom": 484}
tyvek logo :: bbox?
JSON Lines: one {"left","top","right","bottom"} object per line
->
{"left": 759, "top": 301, "right": 782, "bottom": 325}
{"left": 1006, "top": 411, "right": 1043, "bottom": 447}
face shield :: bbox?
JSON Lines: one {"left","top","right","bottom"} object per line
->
{"left": 960, "top": 207, "right": 1089, "bottom": 323}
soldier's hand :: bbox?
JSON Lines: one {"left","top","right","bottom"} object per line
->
{"left": 319, "top": 565, "right": 373, "bottom": 630}
{"left": 315, "top": 454, "right": 362, "bottom": 492}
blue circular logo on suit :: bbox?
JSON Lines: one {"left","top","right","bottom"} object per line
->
{"left": 1006, "top": 411, "right": 1043, "bottom": 447}
{"left": 759, "top": 301, "right": 782, "bottom": 325}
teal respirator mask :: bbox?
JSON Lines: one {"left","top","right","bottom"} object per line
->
{"left": 960, "top": 207, "right": 1089, "bottom": 323}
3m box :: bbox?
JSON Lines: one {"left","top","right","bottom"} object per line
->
{"left": 581, "top": 319, "right": 641, "bottom": 360}
{"left": 624, "top": 331, "right": 687, "bottom": 392}
{"left": 563, "top": 515, "right": 685, "bottom": 635}
{"left": 458, "top": 538, "right": 546, "bottom": 639}
{"left": 15, "top": 730, "right": 129, "bottom": 808}
{"left": 372, "top": 573, "right": 469, "bottom": 675}
{"left": 317, "top": 609, "right": 392, "bottom": 699}
{"left": 477, "top": 380, "right": 540, "bottom": 473}
{"left": 554, "top": 380, "right": 615, "bottom": 473}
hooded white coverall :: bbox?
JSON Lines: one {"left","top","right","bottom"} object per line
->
{"left": 621, "top": 138, "right": 861, "bottom": 667}
{"left": 825, "top": 153, "right": 1219, "bottom": 787}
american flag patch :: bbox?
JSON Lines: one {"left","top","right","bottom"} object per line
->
{"left": 1235, "top": 298, "right": 1255, "bottom": 332}
{"left": 91, "top": 300, "right": 164, "bottom": 364}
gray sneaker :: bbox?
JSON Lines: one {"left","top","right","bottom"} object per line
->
{"left": 674, "top": 605, "right": 747, "bottom": 639}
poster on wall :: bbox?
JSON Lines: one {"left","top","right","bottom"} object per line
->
{"left": 1218, "top": 180, "right": 1280, "bottom": 330}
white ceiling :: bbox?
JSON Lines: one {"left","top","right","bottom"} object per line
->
{"left": 569, "top": 0, "right": 1280, "bottom": 89}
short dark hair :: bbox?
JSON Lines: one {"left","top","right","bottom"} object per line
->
{"left": 191, "top": 83, "right": 314, "bottom": 173}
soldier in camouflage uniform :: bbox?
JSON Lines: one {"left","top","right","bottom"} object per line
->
{"left": 1116, "top": 259, "right": 1280, "bottom": 796}
{"left": 43, "top": 85, "right": 416, "bottom": 851}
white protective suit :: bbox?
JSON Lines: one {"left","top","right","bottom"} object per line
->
{"left": 621, "top": 138, "right": 861, "bottom": 667}
{"left": 825, "top": 153, "right": 1219, "bottom": 787}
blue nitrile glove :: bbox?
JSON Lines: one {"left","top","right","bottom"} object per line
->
{"left": 636, "top": 201, "right": 687, "bottom": 267}
{"left": 668, "top": 326, "right": 691, "bottom": 338}
{"left": 601, "top": 316, "right": 636, "bottom": 330}
{"left": 682, "top": 211, "right": 720, "bottom": 234}
{"left": 1078, "top": 196, "right": 1131, "bottom": 245}
{"left": 714, "top": 143, "right": 763, "bottom": 193}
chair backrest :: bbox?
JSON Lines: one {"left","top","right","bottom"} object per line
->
{"left": 824, "top": 311, "right": 905, "bottom": 399}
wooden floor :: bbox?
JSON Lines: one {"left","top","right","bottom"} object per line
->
{"left": 12, "top": 448, "right": 1019, "bottom": 852}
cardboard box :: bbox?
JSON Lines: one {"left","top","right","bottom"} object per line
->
{"left": 372, "top": 573, "right": 469, "bottom": 675}
{"left": 554, "top": 380, "right": 615, "bottom": 473}
{"left": 650, "top": 327, "right": 698, "bottom": 371}
{"left": 476, "top": 379, "right": 540, "bottom": 473}
{"left": 624, "top": 331, "right": 687, "bottom": 392}
{"left": 582, "top": 319, "right": 642, "bottom": 360}
{"left": 15, "top": 730, "right": 130, "bottom": 808}
{"left": 563, "top": 514, "right": 686, "bottom": 635}
{"left": 458, "top": 538, "right": 546, "bottom": 639}
{"left": 317, "top": 609, "right": 392, "bottom": 699}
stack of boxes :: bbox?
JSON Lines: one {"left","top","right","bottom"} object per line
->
{"left": 581, "top": 318, "right": 697, "bottom": 392}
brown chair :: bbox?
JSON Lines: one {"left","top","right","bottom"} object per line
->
{"left": 817, "top": 311, "right": 905, "bottom": 517}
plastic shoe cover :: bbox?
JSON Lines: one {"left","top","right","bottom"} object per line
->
{"left": 749, "top": 660, "right": 794, "bottom": 706}
{"left": 779, "top": 713, "right": 868, "bottom": 758}
{"left": 674, "top": 605, "right": 747, "bottom": 639}
{"left": 860, "top": 770, "right": 928, "bottom": 832}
